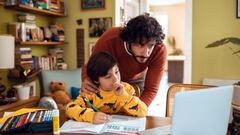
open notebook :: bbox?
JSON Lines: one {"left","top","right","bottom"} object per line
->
{"left": 60, "top": 115, "right": 146, "bottom": 134}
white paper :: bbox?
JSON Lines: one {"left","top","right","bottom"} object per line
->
{"left": 60, "top": 115, "right": 146, "bottom": 134}
{"left": 3, "top": 112, "right": 13, "bottom": 117}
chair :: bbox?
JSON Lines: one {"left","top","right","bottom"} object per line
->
{"left": 166, "top": 83, "right": 216, "bottom": 117}
{"left": 130, "top": 84, "right": 141, "bottom": 97}
{"left": 38, "top": 68, "right": 82, "bottom": 109}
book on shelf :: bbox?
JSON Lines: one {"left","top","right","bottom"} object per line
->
{"left": 15, "top": 47, "right": 33, "bottom": 69}
{"left": 60, "top": 115, "right": 146, "bottom": 135}
{"left": 8, "top": 15, "right": 65, "bottom": 43}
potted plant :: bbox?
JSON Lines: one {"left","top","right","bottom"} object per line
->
{"left": 206, "top": 37, "right": 240, "bottom": 56}
{"left": 206, "top": 38, "right": 240, "bottom": 134}
{"left": 166, "top": 36, "right": 183, "bottom": 56}
{"left": 8, "top": 66, "right": 40, "bottom": 100}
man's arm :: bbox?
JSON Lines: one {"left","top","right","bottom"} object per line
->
{"left": 81, "top": 64, "right": 98, "bottom": 94}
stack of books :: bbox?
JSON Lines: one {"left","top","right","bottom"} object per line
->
{"left": 50, "top": 0, "right": 60, "bottom": 13}
{"left": 32, "top": 55, "right": 57, "bottom": 70}
{"left": 49, "top": 22, "right": 65, "bottom": 42}
{"left": 17, "top": 13, "right": 39, "bottom": 42}
{"left": 15, "top": 47, "right": 33, "bottom": 70}
{"left": 48, "top": 48, "right": 67, "bottom": 70}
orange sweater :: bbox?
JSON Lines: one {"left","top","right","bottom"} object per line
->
{"left": 82, "top": 27, "right": 167, "bottom": 106}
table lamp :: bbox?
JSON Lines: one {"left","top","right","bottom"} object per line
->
{"left": 0, "top": 35, "right": 15, "bottom": 99}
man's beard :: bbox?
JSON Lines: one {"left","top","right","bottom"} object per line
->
{"left": 134, "top": 55, "right": 148, "bottom": 63}
{"left": 127, "top": 43, "right": 149, "bottom": 64}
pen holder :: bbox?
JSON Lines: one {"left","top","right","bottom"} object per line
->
{"left": 0, "top": 110, "right": 53, "bottom": 134}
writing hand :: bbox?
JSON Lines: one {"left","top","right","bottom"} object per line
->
{"left": 93, "top": 112, "right": 110, "bottom": 124}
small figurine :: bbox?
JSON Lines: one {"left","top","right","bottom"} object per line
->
{"left": 0, "top": 83, "right": 6, "bottom": 99}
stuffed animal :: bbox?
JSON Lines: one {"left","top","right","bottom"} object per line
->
{"left": 44, "top": 81, "right": 71, "bottom": 110}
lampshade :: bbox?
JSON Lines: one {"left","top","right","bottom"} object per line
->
{"left": 0, "top": 35, "right": 15, "bottom": 69}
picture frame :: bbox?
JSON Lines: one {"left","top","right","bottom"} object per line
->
{"left": 89, "top": 17, "right": 112, "bottom": 37}
{"left": 81, "top": 0, "right": 105, "bottom": 10}
{"left": 88, "top": 42, "right": 95, "bottom": 56}
{"left": 237, "top": 0, "right": 240, "bottom": 18}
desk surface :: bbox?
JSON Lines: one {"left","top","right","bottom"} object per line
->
{"left": 20, "top": 116, "right": 171, "bottom": 135}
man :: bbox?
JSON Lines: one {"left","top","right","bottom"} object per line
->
{"left": 81, "top": 14, "right": 166, "bottom": 106}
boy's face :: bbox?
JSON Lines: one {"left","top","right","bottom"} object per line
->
{"left": 98, "top": 65, "right": 121, "bottom": 91}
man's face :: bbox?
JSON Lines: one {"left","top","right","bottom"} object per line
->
{"left": 130, "top": 40, "right": 156, "bottom": 63}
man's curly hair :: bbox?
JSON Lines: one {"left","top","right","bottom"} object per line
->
{"left": 120, "top": 14, "right": 165, "bottom": 45}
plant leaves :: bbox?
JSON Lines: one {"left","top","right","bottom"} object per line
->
{"left": 205, "top": 37, "right": 240, "bottom": 48}
{"left": 232, "top": 49, "right": 240, "bottom": 54}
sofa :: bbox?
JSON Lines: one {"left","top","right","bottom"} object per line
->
{"left": 38, "top": 68, "right": 82, "bottom": 109}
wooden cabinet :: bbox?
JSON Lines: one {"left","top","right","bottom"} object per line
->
{"left": 167, "top": 56, "right": 185, "bottom": 83}
{"left": 0, "top": 96, "right": 39, "bottom": 117}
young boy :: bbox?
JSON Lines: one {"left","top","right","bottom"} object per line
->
{"left": 66, "top": 52, "right": 147, "bottom": 124}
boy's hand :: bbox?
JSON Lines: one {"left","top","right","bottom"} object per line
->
{"left": 81, "top": 78, "right": 98, "bottom": 95}
{"left": 93, "top": 112, "right": 110, "bottom": 124}
{"left": 114, "top": 83, "right": 124, "bottom": 96}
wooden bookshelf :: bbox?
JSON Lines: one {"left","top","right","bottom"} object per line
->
{"left": 5, "top": 4, "right": 66, "bottom": 17}
{"left": 17, "top": 41, "right": 66, "bottom": 45}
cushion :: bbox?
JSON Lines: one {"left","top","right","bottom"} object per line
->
{"left": 40, "top": 68, "right": 82, "bottom": 97}
{"left": 71, "top": 87, "right": 80, "bottom": 100}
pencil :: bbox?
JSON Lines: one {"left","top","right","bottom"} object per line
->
{"left": 38, "top": 111, "right": 43, "bottom": 123}
{"left": 24, "top": 112, "right": 31, "bottom": 124}
{"left": 82, "top": 96, "right": 100, "bottom": 112}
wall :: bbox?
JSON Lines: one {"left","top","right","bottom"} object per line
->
{"left": 58, "top": 0, "right": 116, "bottom": 68}
{"left": 192, "top": 0, "right": 240, "bottom": 83}
{"left": 150, "top": 3, "right": 185, "bottom": 54}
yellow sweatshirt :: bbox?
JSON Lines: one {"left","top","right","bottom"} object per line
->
{"left": 65, "top": 82, "right": 147, "bottom": 123}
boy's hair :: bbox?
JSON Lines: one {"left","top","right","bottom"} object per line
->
{"left": 120, "top": 13, "right": 165, "bottom": 46}
{"left": 87, "top": 52, "right": 118, "bottom": 85}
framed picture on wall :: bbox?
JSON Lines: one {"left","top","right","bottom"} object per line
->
{"left": 89, "top": 17, "right": 112, "bottom": 37}
{"left": 81, "top": 0, "right": 105, "bottom": 10}
{"left": 237, "top": 0, "right": 240, "bottom": 18}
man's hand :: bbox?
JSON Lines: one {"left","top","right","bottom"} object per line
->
{"left": 81, "top": 78, "right": 98, "bottom": 95}
{"left": 93, "top": 112, "right": 110, "bottom": 124}
{"left": 113, "top": 83, "right": 124, "bottom": 96}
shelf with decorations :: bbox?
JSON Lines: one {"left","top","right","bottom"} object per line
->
{"left": 4, "top": 0, "right": 66, "bottom": 17}
{"left": 5, "top": 4, "right": 66, "bottom": 17}
{"left": 16, "top": 41, "right": 67, "bottom": 45}
{"left": 5, "top": 0, "right": 68, "bottom": 86}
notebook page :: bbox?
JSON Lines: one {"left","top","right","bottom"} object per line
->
{"left": 60, "top": 119, "right": 104, "bottom": 134}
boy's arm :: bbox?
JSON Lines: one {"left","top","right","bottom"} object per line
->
{"left": 117, "top": 83, "right": 148, "bottom": 117}
{"left": 65, "top": 95, "right": 96, "bottom": 123}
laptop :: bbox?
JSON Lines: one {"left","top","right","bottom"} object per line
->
{"left": 140, "top": 86, "right": 233, "bottom": 135}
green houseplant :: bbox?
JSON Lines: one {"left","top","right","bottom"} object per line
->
{"left": 207, "top": 37, "right": 240, "bottom": 134}
{"left": 166, "top": 36, "right": 183, "bottom": 55}
{"left": 206, "top": 37, "right": 240, "bottom": 56}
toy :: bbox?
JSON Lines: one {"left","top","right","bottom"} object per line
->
{"left": 44, "top": 81, "right": 71, "bottom": 110}
{"left": 0, "top": 83, "right": 6, "bottom": 99}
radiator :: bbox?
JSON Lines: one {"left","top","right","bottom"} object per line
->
{"left": 203, "top": 78, "right": 240, "bottom": 123}
{"left": 202, "top": 78, "right": 240, "bottom": 86}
